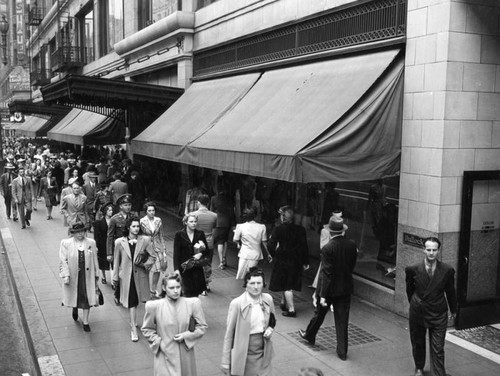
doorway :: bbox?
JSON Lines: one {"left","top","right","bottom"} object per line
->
{"left": 456, "top": 170, "right": 500, "bottom": 329}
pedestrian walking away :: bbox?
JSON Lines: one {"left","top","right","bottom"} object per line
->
{"left": 0, "top": 162, "right": 18, "bottom": 220}
{"left": 142, "top": 272, "right": 207, "bottom": 376}
{"left": 268, "top": 205, "right": 309, "bottom": 317}
{"left": 405, "top": 237, "right": 457, "bottom": 376}
{"left": 299, "top": 216, "right": 358, "bottom": 361}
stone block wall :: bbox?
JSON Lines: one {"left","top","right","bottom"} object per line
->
{"left": 396, "top": 0, "right": 500, "bottom": 317}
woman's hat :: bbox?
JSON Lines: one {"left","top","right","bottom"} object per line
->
{"left": 100, "top": 201, "right": 114, "bottom": 214}
{"left": 328, "top": 215, "right": 348, "bottom": 233}
{"left": 68, "top": 177, "right": 78, "bottom": 185}
{"left": 69, "top": 222, "right": 87, "bottom": 233}
{"left": 4, "top": 162, "right": 15, "bottom": 169}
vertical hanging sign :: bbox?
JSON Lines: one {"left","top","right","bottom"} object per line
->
{"left": 16, "top": 0, "right": 25, "bottom": 63}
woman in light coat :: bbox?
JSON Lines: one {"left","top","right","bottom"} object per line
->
{"left": 59, "top": 222, "right": 100, "bottom": 332}
{"left": 112, "top": 216, "right": 155, "bottom": 342}
{"left": 222, "top": 268, "right": 276, "bottom": 376}
{"left": 142, "top": 272, "right": 207, "bottom": 376}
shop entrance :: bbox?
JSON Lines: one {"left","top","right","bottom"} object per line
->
{"left": 456, "top": 170, "right": 500, "bottom": 329}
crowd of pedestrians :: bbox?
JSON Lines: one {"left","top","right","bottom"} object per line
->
{"left": 1, "top": 137, "right": 458, "bottom": 376}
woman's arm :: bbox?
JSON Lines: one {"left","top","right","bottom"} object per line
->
{"left": 141, "top": 301, "right": 163, "bottom": 354}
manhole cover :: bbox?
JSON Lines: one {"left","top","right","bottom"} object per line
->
{"left": 290, "top": 324, "right": 381, "bottom": 351}
{"left": 449, "top": 326, "right": 500, "bottom": 356}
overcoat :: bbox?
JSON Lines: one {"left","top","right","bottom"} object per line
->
{"left": 93, "top": 217, "right": 110, "bottom": 270}
{"left": 405, "top": 260, "right": 457, "bottom": 327}
{"left": 222, "top": 292, "right": 275, "bottom": 376}
{"left": 173, "top": 229, "right": 208, "bottom": 297}
{"left": 112, "top": 236, "right": 154, "bottom": 308}
{"left": 59, "top": 237, "right": 100, "bottom": 307}
{"left": 142, "top": 297, "right": 207, "bottom": 376}
{"left": 140, "top": 216, "right": 166, "bottom": 272}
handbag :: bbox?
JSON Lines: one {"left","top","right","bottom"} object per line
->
{"left": 134, "top": 247, "right": 156, "bottom": 271}
{"left": 96, "top": 287, "right": 104, "bottom": 306}
{"left": 188, "top": 315, "right": 196, "bottom": 332}
{"left": 181, "top": 256, "right": 208, "bottom": 272}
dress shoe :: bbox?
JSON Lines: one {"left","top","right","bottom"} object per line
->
{"left": 131, "top": 329, "right": 139, "bottom": 342}
{"left": 21, "top": 226, "right": 26, "bottom": 229}
{"left": 83, "top": 324, "right": 91, "bottom": 332}
{"left": 26, "top": 219, "right": 30, "bottom": 226}
{"left": 337, "top": 353, "right": 347, "bottom": 361}
{"left": 282, "top": 310, "right": 296, "bottom": 317}
{"left": 415, "top": 370, "right": 424, "bottom": 376}
{"left": 298, "top": 329, "right": 315, "bottom": 345}
{"left": 72, "top": 308, "right": 78, "bottom": 321}
{"left": 114, "top": 297, "right": 121, "bottom": 306}
{"left": 13, "top": 217, "right": 18, "bottom": 222}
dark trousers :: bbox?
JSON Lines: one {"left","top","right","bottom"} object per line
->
{"left": 3, "top": 195, "right": 17, "bottom": 218}
{"left": 304, "top": 294, "right": 351, "bottom": 357}
{"left": 409, "top": 320, "right": 447, "bottom": 376}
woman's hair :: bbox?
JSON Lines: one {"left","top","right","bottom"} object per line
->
{"left": 143, "top": 201, "right": 157, "bottom": 212}
{"left": 182, "top": 212, "right": 198, "bottom": 225}
{"left": 123, "top": 216, "right": 140, "bottom": 237}
{"left": 243, "top": 267, "right": 266, "bottom": 288}
{"left": 161, "top": 272, "right": 183, "bottom": 293}
{"left": 242, "top": 206, "right": 257, "bottom": 222}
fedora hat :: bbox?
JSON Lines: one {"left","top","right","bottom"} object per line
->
{"left": 4, "top": 162, "right": 15, "bottom": 169}
{"left": 69, "top": 222, "right": 87, "bottom": 233}
{"left": 328, "top": 215, "right": 348, "bottom": 233}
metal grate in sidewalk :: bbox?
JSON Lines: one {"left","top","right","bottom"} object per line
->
{"left": 290, "top": 324, "right": 381, "bottom": 352}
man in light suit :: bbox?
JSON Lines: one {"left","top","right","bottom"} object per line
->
{"left": 11, "top": 166, "right": 34, "bottom": 229}
{"left": 405, "top": 237, "right": 457, "bottom": 376}
{"left": 298, "top": 216, "right": 358, "bottom": 361}
{"left": 61, "top": 182, "right": 89, "bottom": 230}
{"left": 0, "top": 163, "right": 18, "bottom": 220}
{"left": 110, "top": 172, "right": 128, "bottom": 205}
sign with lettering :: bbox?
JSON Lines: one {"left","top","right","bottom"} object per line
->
{"left": 403, "top": 232, "right": 426, "bottom": 248}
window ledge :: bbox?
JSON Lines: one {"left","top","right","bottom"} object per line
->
{"left": 115, "top": 11, "right": 195, "bottom": 56}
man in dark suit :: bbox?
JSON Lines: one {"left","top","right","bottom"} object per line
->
{"left": 0, "top": 163, "right": 18, "bottom": 220}
{"left": 107, "top": 193, "right": 132, "bottom": 305}
{"left": 11, "top": 166, "right": 34, "bottom": 229}
{"left": 405, "top": 237, "right": 457, "bottom": 376}
{"left": 82, "top": 172, "right": 98, "bottom": 230}
{"left": 298, "top": 216, "right": 358, "bottom": 360}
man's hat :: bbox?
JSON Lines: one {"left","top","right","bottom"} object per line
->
{"left": 87, "top": 172, "right": 99, "bottom": 179}
{"left": 328, "top": 215, "right": 348, "bottom": 233}
{"left": 69, "top": 222, "right": 87, "bottom": 233}
{"left": 116, "top": 193, "right": 132, "bottom": 206}
{"left": 4, "top": 162, "right": 15, "bottom": 169}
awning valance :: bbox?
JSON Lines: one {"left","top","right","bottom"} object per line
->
{"left": 132, "top": 48, "right": 404, "bottom": 183}
{"left": 8, "top": 100, "right": 70, "bottom": 117}
{"left": 47, "top": 109, "right": 125, "bottom": 146}
{"left": 16, "top": 116, "right": 50, "bottom": 138}
{"left": 41, "top": 75, "right": 184, "bottom": 112}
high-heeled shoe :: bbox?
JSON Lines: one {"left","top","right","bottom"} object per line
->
{"left": 83, "top": 323, "right": 91, "bottom": 332}
{"left": 131, "top": 329, "right": 139, "bottom": 342}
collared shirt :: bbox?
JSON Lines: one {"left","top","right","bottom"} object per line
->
{"left": 424, "top": 259, "right": 436, "bottom": 277}
{"left": 246, "top": 293, "right": 266, "bottom": 334}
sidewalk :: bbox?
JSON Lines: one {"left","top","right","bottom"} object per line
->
{"left": 1, "top": 202, "right": 499, "bottom": 376}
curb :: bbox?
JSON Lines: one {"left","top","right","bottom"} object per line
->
{"left": 0, "top": 215, "right": 65, "bottom": 376}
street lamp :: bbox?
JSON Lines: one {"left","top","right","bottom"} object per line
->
{"left": 0, "top": 15, "right": 9, "bottom": 66}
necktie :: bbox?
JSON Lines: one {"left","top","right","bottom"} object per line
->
{"left": 427, "top": 266, "right": 433, "bottom": 278}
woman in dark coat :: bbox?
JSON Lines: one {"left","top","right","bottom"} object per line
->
{"left": 93, "top": 201, "right": 114, "bottom": 284}
{"left": 173, "top": 213, "right": 209, "bottom": 297}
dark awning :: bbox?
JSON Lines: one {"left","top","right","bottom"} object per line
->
{"left": 41, "top": 75, "right": 184, "bottom": 111}
{"left": 132, "top": 48, "right": 404, "bottom": 183}
{"left": 8, "top": 100, "right": 71, "bottom": 117}
{"left": 16, "top": 116, "right": 51, "bottom": 138}
{"left": 47, "top": 109, "right": 125, "bottom": 146}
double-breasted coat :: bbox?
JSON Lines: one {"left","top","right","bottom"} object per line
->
{"left": 173, "top": 229, "right": 208, "bottom": 297}
{"left": 405, "top": 260, "right": 457, "bottom": 327}
{"left": 112, "top": 236, "right": 155, "bottom": 308}
{"left": 59, "top": 237, "right": 100, "bottom": 307}
{"left": 11, "top": 175, "right": 34, "bottom": 207}
{"left": 222, "top": 292, "right": 275, "bottom": 376}
{"left": 142, "top": 297, "right": 207, "bottom": 376}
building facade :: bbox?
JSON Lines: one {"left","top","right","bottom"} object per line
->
{"left": 19, "top": 0, "right": 500, "bottom": 328}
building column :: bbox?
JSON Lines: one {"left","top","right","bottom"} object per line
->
{"left": 395, "top": 0, "right": 500, "bottom": 316}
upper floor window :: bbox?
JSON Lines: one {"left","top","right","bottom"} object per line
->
{"left": 78, "top": 7, "right": 95, "bottom": 63}
{"left": 106, "top": 0, "right": 124, "bottom": 53}
{"left": 140, "top": 0, "right": 181, "bottom": 27}
{"left": 197, "top": 0, "right": 220, "bottom": 10}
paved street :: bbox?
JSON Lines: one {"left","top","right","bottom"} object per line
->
{"left": 1, "top": 202, "right": 500, "bottom": 376}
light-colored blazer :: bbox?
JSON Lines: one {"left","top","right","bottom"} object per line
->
{"left": 61, "top": 193, "right": 89, "bottom": 226}
{"left": 11, "top": 176, "right": 34, "bottom": 203}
